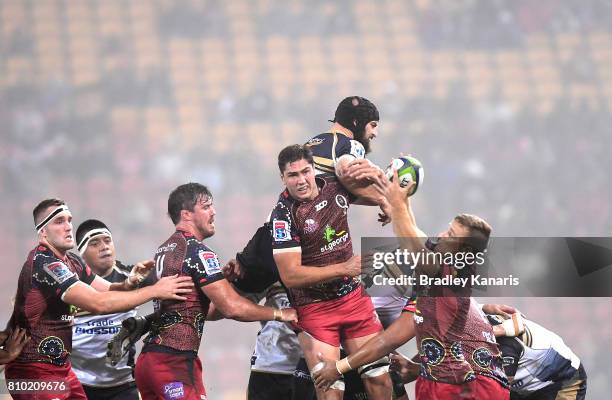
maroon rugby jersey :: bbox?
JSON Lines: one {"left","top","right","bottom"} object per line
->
{"left": 412, "top": 264, "right": 508, "bottom": 386}
{"left": 270, "top": 175, "right": 358, "bottom": 306}
{"left": 143, "top": 230, "right": 224, "bottom": 353}
{"left": 9, "top": 244, "right": 96, "bottom": 366}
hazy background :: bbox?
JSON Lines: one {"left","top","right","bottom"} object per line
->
{"left": 1, "top": 0, "right": 610, "bottom": 398}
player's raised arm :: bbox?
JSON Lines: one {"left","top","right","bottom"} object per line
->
{"left": 383, "top": 169, "right": 438, "bottom": 277}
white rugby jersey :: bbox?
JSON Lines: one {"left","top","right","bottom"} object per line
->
{"left": 497, "top": 318, "right": 581, "bottom": 395}
{"left": 71, "top": 265, "right": 137, "bottom": 387}
{"left": 250, "top": 285, "right": 302, "bottom": 375}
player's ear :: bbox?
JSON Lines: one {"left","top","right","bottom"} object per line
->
{"left": 180, "top": 209, "right": 192, "bottom": 222}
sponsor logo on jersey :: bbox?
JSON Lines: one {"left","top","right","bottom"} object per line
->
{"left": 350, "top": 140, "right": 366, "bottom": 159}
{"left": 304, "top": 218, "right": 318, "bottom": 233}
{"left": 156, "top": 242, "right": 177, "bottom": 254}
{"left": 273, "top": 220, "right": 290, "bottom": 241}
{"left": 198, "top": 251, "right": 222, "bottom": 275}
{"left": 335, "top": 194, "right": 348, "bottom": 211}
{"left": 315, "top": 200, "right": 328, "bottom": 212}
{"left": 163, "top": 381, "right": 185, "bottom": 399}
{"left": 306, "top": 138, "right": 324, "bottom": 146}
{"left": 43, "top": 262, "right": 75, "bottom": 284}
{"left": 320, "top": 225, "right": 349, "bottom": 253}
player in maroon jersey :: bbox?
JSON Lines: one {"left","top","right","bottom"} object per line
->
{"left": 134, "top": 183, "right": 297, "bottom": 400}
{"left": 5, "top": 198, "right": 194, "bottom": 400}
{"left": 382, "top": 171, "right": 509, "bottom": 399}
{"left": 270, "top": 145, "right": 392, "bottom": 400}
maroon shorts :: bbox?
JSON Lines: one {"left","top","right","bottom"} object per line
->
{"left": 415, "top": 375, "right": 510, "bottom": 400}
{"left": 296, "top": 286, "right": 383, "bottom": 347}
{"left": 135, "top": 350, "right": 206, "bottom": 400}
{"left": 4, "top": 361, "right": 87, "bottom": 400}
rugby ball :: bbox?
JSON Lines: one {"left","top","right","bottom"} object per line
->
{"left": 385, "top": 156, "right": 424, "bottom": 196}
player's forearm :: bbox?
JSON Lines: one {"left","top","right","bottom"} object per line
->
{"left": 391, "top": 206, "right": 438, "bottom": 276}
{"left": 92, "top": 286, "right": 155, "bottom": 314}
{"left": 218, "top": 297, "right": 278, "bottom": 322}
{"left": 346, "top": 316, "right": 414, "bottom": 369}
{"left": 345, "top": 334, "right": 397, "bottom": 371}
{"left": 282, "top": 264, "right": 344, "bottom": 289}
{"left": 339, "top": 175, "right": 383, "bottom": 206}
{"left": 108, "top": 279, "right": 135, "bottom": 292}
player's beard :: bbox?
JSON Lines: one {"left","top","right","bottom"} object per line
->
{"left": 354, "top": 129, "right": 371, "bottom": 154}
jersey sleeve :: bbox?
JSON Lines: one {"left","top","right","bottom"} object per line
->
{"left": 402, "top": 296, "right": 418, "bottom": 313}
{"left": 497, "top": 337, "right": 523, "bottom": 377}
{"left": 335, "top": 138, "right": 366, "bottom": 164}
{"left": 33, "top": 257, "right": 80, "bottom": 299}
{"left": 69, "top": 253, "right": 97, "bottom": 286}
{"left": 269, "top": 201, "right": 301, "bottom": 254}
{"left": 185, "top": 244, "right": 225, "bottom": 287}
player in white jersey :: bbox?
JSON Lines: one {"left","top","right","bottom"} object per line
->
{"left": 247, "top": 283, "right": 303, "bottom": 399}
{"left": 72, "top": 219, "right": 140, "bottom": 400}
{"left": 486, "top": 313, "right": 587, "bottom": 400}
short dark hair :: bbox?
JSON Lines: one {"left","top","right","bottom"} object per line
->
{"left": 278, "top": 144, "right": 314, "bottom": 174}
{"left": 167, "top": 183, "right": 212, "bottom": 225}
{"left": 331, "top": 96, "right": 379, "bottom": 135}
{"left": 76, "top": 219, "right": 110, "bottom": 248}
{"left": 33, "top": 198, "right": 66, "bottom": 225}
{"left": 454, "top": 213, "right": 492, "bottom": 252}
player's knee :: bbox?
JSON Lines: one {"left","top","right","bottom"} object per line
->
{"left": 358, "top": 356, "right": 390, "bottom": 379}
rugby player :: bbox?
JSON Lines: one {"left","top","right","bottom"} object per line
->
{"left": 225, "top": 97, "right": 402, "bottom": 399}
{"left": 134, "top": 183, "right": 298, "bottom": 400}
{"left": 5, "top": 198, "right": 194, "bottom": 400}
{"left": 71, "top": 219, "right": 139, "bottom": 400}
{"left": 485, "top": 312, "right": 587, "bottom": 400}
{"left": 270, "top": 145, "right": 392, "bottom": 400}
{"left": 375, "top": 171, "right": 509, "bottom": 399}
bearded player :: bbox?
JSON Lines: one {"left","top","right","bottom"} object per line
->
{"left": 134, "top": 183, "right": 297, "bottom": 399}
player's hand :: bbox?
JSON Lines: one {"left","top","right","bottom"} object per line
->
{"left": 128, "top": 260, "right": 154, "bottom": 288}
{"left": 340, "top": 255, "right": 362, "bottom": 278}
{"left": 278, "top": 308, "right": 298, "bottom": 323}
{"left": 377, "top": 199, "right": 392, "bottom": 226}
{"left": 0, "top": 330, "right": 8, "bottom": 345}
{"left": 389, "top": 353, "right": 420, "bottom": 383}
{"left": 384, "top": 169, "right": 414, "bottom": 209}
{"left": 346, "top": 159, "right": 386, "bottom": 184}
{"left": 312, "top": 353, "right": 342, "bottom": 391}
{"left": 152, "top": 275, "right": 194, "bottom": 300}
{"left": 222, "top": 259, "right": 244, "bottom": 282}
{"left": 482, "top": 304, "right": 518, "bottom": 319}
{"left": 4, "top": 328, "right": 30, "bottom": 360}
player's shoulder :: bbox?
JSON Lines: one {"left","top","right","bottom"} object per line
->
{"left": 66, "top": 251, "right": 87, "bottom": 268}
{"left": 271, "top": 190, "right": 295, "bottom": 215}
{"left": 305, "top": 132, "right": 335, "bottom": 148}
{"left": 32, "top": 245, "right": 64, "bottom": 269}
